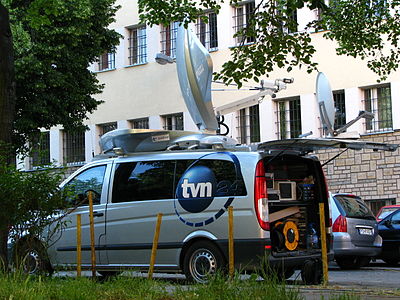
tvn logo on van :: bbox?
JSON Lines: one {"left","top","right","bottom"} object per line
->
{"left": 176, "top": 165, "right": 216, "bottom": 213}
{"left": 181, "top": 179, "right": 212, "bottom": 199}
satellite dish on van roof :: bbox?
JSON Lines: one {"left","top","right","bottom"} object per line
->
{"left": 316, "top": 72, "right": 335, "bottom": 137}
{"left": 176, "top": 26, "right": 219, "bottom": 133}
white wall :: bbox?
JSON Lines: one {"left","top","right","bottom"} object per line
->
{"left": 41, "top": 0, "right": 400, "bottom": 168}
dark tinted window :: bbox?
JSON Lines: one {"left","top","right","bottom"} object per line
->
{"left": 112, "top": 159, "right": 247, "bottom": 203}
{"left": 334, "top": 195, "right": 375, "bottom": 219}
{"left": 112, "top": 161, "right": 175, "bottom": 202}
{"left": 175, "top": 159, "right": 247, "bottom": 197}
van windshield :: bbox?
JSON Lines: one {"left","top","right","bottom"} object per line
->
{"left": 333, "top": 195, "right": 375, "bottom": 219}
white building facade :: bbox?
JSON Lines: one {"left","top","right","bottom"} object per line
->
{"left": 25, "top": 0, "right": 400, "bottom": 213}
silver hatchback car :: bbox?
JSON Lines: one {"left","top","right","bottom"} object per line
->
{"left": 330, "top": 193, "right": 382, "bottom": 269}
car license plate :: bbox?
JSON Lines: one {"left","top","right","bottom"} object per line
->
{"left": 358, "top": 228, "right": 373, "bottom": 235}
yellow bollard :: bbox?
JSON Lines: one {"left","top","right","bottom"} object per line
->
{"left": 148, "top": 213, "right": 163, "bottom": 279}
{"left": 228, "top": 206, "right": 234, "bottom": 279}
{"left": 76, "top": 214, "right": 82, "bottom": 277}
{"left": 88, "top": 191, "right": 96, "bottom": 278}
{"left": 319, "top": 202, "right": 329, "bottom": 286}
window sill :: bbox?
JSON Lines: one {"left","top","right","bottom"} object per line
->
{"left": 229, "top": 42, "right": 255, "bottom": 49}
{"left": 94, "top": 68, "right": 116, "bottom": 74}
{"left": 124, "top": 62, "right": 148, "bottom": 68}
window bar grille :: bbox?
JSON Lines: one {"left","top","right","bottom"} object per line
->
{"left": 98, "top": 52, "right": 115, "bottom": 71}
{"left": 363, "top": 87, "right": 392, "bottom": 133}
{"left": 31, "top": 132, "right": 50, "bottom": 167}
{"left": 196, "top": 12, "right": 218, "bottom": 50}
{"left": 100, "top": 122, "right": 117, "bottom": 136}
{"left": 128, "top": 26, "right": 147, "bottom": 65}
{"left": 333, "top": 90, "right": 346, "bottom": 130}
{"left": 63, "top": 131, "right": 86, "bottom": 164}
{"left": 163, "top": 113, "right": 183, "bottom": 130}
{"left": 161, "top": 23, "right": 178, "bottom": 58}
{"left": 233, "top": 1, "right": 255, "bottom": 45}
{"left": 236, "top": 105, "right": 260, "bottom": 144}
{"left": 131, "top": 118, "right": 149, "bottom": 129}
{"left": 276, "top": 98, "right": 302, "bottom": 139}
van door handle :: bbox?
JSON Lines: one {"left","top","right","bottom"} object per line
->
{"left": 93, "top": 211, "right": 104, "bottom": 217}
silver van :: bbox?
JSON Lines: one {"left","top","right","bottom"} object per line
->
{"left": 15, "top": 129, "right": 398, "bottom": 284}
{"left": 14, "top": 131, "right": 345, "bottom": 284}
{"left": 330, "top": 193, "right": 381, "bottom": 269}
{"left": 12, "top": 26, "right": 398, "bottom": 284}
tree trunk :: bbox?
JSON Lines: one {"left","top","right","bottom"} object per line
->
{"left": 0, "top": 3, "right": 16, "bottom": 269}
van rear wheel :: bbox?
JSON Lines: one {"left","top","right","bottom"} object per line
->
{"left": 183, "top": 241, "right": 225, "bottom": 283}
{"left": 301, "top": 259, "right": 322, "bottom": 285}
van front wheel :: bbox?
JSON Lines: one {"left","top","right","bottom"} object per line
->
{"left": 183, "top": 241, "right": 225, "bottom": 283}
{"left": 13, "top": 240, "right": 53, "bottom": 276}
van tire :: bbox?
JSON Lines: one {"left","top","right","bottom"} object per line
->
{"left": 183, "top": 241, "right": 225, "bottom": 283}
{"left": 13, "top": 240, "right": 53, "bottom": 276}
{"left": 301, "top": 259, "right": 322, "bottom": 285}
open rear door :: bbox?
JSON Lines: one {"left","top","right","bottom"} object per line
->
{"left": 258, "top": 138, "right": 398, "bottom": 153}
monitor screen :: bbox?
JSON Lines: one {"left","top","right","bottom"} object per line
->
{"left": 278, "top": 182, "right": 296, "bottom": 200}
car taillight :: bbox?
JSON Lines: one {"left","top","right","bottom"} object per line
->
{"left": 332, "top": 215, "right": 347, "bottom": 232}
{"left": 254, "top": 160, "right": 269, "bottom": 231}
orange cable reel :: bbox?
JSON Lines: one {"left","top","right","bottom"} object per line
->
{"left": 282, "top": 221, "right": 299, "bottom": 251}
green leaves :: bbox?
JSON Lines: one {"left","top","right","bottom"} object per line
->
{"left": 7, "top": 0, "right": 121, "bottom": 143}
{"left": 138, "top": 0, "right": 221, "bottom": 28}
{"left": 139, "top": 0, "right": 400, "bottom": 86}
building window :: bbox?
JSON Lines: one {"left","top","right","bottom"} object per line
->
{"left": 97, "top": 52, "right": 115, "bottom": 71}
{"left": 196, "top": 12, "right": 218, "bottom": 51}
{"left": 99, "top": 122, "right": 117, "bottom": 136}
{"left": 236, "top": 104, "right": 260, "bottom": 144}
{"left": 130, "top": 118, "right": 149, "bottom": 129}
{"left": 63, "top": 131, "right": 86, "bottom": 164}
{"left": 363, "top": 85, "right": 392, "bottom": 133}
{"left": 278, "top": 8, "right": 298, "bottom": 34}
{"left": 333, "top": 90, "right": 346, "bottom": 130}
{"left": 367, "top": 198, "right": 396, "bottom": 216}
{"left": 128, "top": 25, "right": 147, "bottom": 65}
{"left": 233, "top": 1, "right": 255, "bottom": 45}
{"left": 160, "top": 22, "right": 179, "bottom": 58}
{"left": 162, "top": 113, "right": 183, "bottom": 130}
{"left": 30, "top": 131, "right": 50, "bottom": 167}
{"left": 276, "top": 97, "right": 302, "bottom": 139}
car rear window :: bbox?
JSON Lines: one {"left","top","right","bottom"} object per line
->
{"left": 377, "top": 207, "right": 400, "bottom": 220}
{"left": 333, "top": 195, "right": 375, "bottom": 219}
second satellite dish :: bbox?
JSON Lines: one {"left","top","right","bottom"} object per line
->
{"left": 316, "top": 72, "right": 335, "bottom": 137}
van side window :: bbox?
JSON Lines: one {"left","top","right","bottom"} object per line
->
{"left": 65, "top": 165, "right": 106, "bottom": 206}
{"left": 112, "top": 161, "right": 175, "bottom": 203}
{"left": 175, "top": 159, "right": 247, "bottom": 197}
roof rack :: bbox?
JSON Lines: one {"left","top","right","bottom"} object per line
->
{"left": 99, "top": 129, "right": 242, "bottom": 156}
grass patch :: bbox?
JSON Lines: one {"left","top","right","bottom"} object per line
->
{"left": 0, "top": 272, "right": 364, "bottom": 300}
